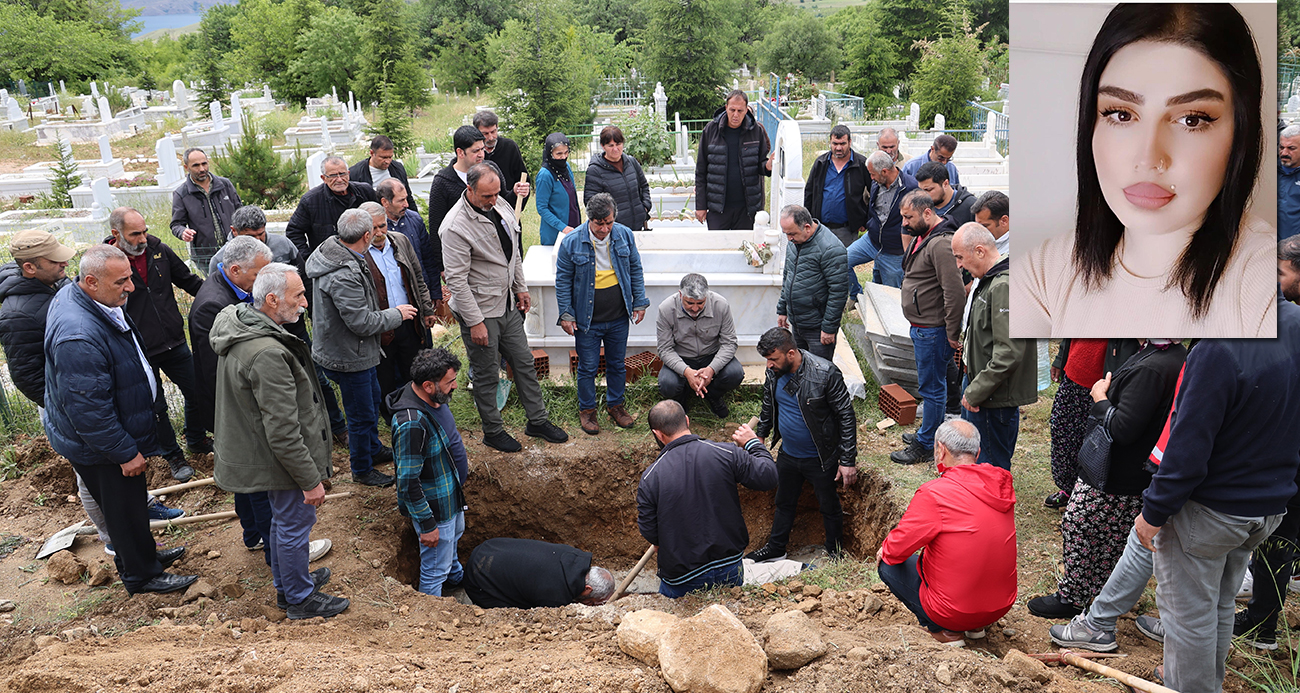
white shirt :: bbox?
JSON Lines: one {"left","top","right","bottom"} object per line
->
{"left": 96, "top": 302, "right": 158, "bottom": 400}
{"left": 370, "top": 166, "right": 391, "bottom": 187}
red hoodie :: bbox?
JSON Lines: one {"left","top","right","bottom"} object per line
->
{"left": 880, "top": 462, "right": 1017, "bottom": 632}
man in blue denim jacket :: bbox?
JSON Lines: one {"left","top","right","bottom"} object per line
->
{"left": 555, "top": 193, "right": 649, "bottom": 435}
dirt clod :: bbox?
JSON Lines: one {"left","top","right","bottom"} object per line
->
{"left": 45, "top": 551, "right": 85, "bottom": 584}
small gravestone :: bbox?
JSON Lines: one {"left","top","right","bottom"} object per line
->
{"left": 319, "top": 116, "right": 333, "bottom": 152}
{"left": 263, "top": 83, "right": 272, "bottom": 101}
{"left": 908, "top": 102, "right": 920, "bottom": 129}
{"left": 210, "top": 100, "right": 222, "bottom": 126}
{"left": 157, "top": 137, "right": 182, "bottom": 185}
{"left": 91, "top": 177, "right": 114, "bottom": 211}
{"left": 173, "top": 80, "right": 189, "bottom": 109}
{"left": 18, "top": 79, "right": 27, "bottom": 96}
{"left": 654, "top": 82, "right": 667, "bottom": 122}
{"left": 306, "top": 150, "right": 325, "bottom": 188}
{"left": 98, "top": 96, "right": 112, "bottom": 124}
{"left": 98, "top": 135, "right": 113, "bottom": 164}
{"left": 1289, "top": 94, "right": 1300, "bottom": 113}
{"left": 91, "top": 81, "right": 99, "bottom": 98}
{"left": 933, "top": 113, "right": 945, "bottom": 132}
{"left": 60, "top": 80, "right": 67, "bottom": 95}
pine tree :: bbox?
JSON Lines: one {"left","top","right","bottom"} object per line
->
{"left": 642, "top": 0, "right": 735, "bottom": 120}
{"left": 367, "top": 63, "right": 415, "bottom": 157}
{"left": 47, "top": 135, "right": 80, "bottom": 209}
{"left": 213, "top": 113, "right": 305, "bottom": 209}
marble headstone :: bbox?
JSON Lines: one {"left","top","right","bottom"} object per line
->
{"left": 98, "top": 96, "right": 112, "bottom": 124}
{"left": 97, "top": 135, "right": 113, "bottom": 163}
{"left": 156, "top": 137, "right": 182, "bottom": 186}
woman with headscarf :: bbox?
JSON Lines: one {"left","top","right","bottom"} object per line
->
{"left": 536, "top": 133, "right": 581, "bottom": 246}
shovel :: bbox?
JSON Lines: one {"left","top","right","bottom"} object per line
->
{"left": 1026, "top": 650, "right": 1174, "bottom": 693}
{"left": 611, "top": 545, "right": 657, "bottom": 602}
{"left": 38, "top": 478, "right": 218, "bottom": 558}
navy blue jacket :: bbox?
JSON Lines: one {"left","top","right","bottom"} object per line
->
{"left": 43, "top": 282, "right": 162, "bottom": 466}
{"left": 1141, "top": 297, "right": 1300, "bottom": 526}
{"left": 865, "top": 171, "right": 919, "bottom": 256}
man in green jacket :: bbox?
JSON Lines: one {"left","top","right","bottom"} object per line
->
{"left": 951, "top": 223, "right": 1037, "bottom": 470}
{"left": 211, "top": 263, "right": 349, "bottom": 620}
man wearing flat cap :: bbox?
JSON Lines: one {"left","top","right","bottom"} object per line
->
{"left": 0, "top": 229, "right": 75, "bottom": 406}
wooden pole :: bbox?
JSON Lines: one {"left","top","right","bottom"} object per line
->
{"left": 149, "top": 492, "right": 351, "bottom": 530}
{"left": 1033, "top": 651, "right": 1176, "bottom": 693}
{"left": 149, "top": 477, "right": 216, "bottom": 497}
{"left": 612, "top": 545, "right": 657, "bottom": 601}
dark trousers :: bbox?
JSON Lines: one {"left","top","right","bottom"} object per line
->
{"left": 377, "top": 321, "right": 422, "bottom": 420}
{"left": 72, "top": 461, "right": 162, "bottom": 592}
{"left": 767, "top": 450, "right": 844, "bottom": 554}
{"left": 234, "top": 491, "right": 273, "bottom": 566}
{"left": 946, "top": 358, "right": 962, "bottom": 415}
{"left": 150, "top": 342, "right": 204, "bottom": 447}
{"left": 320, "top": 366, "right": 383, "bottom": 475}
{"left": 1243, "top": 492, "right": 1300, "bottom": 632}
{"left": 878, "top": 555, "right": 942, "bottom": 632}
{"left": 825, "top": 224, "right": 855, "bottom": 248}
{"left": 706, "top": 206, "right": 754, "bottom": 230}
{"left": 658, "top": 355, "right": 745, "bottom": 403}
{"left": 791, "top": 323, "right": 835, "bottom": 362}
{"left": 960, "top": 376, "right": 1020, "bottom": 469}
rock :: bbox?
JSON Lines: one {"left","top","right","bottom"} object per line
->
{"left": 802, "top": 585, "right": 822, "bottom": 597}
{"left": 34, "top": 636, "right": 60, "bottom": 649}
{"left": 990, "top": 669, "right": 1016, "bottom": 687}
{"left": 46, "top": 551, "right": 86, "bottom": 584}
{"left": 87, "top": 562, "right": 115, "bottom": 587}
{"left": 860, "top": 594, "right": 882, "bottom": 615}
{"left": 61, "top": 627, "right": 92, "bottom": 641}
{"left": 846, "top": 647, "right": 872, "bottom": 662}
{"left": 206, "top": 550, "right": 221, "bottom": 559}
{"left": 156, "top": 607, "right": 181, "bottom": 618}
{"left": 760, "top": 583, "right": 777, "bottom": 594}
{"left": 219, "top": 582, "right": 245, "bottom": 599}
{"left": 796, "top": 598, "right": 820, "bottom": 613}
{"left": 182, "top": 579, "right": 217, "bottom": 603}
{"left": 763, "top": 610, "right": 826, "bottom": 670}
{"left": 935, "top": 663, "right": 952, "bottom": 685}
{"left": 1228, "top": 655, "right": 1247, "bottom": 668}
{"left": 1003, "top": 649, "right": 1052, "bottom": 684}
{"left": 259, "top": 605, "right": 287, "bottom": 622}
{"left": 658, "top": 604, "right": 767, "bottom": 693}
{"left": 1001, "top": 627, "right": 1017, "bottom": 637}
{"left": 617, "top": 610, "right": 680, "bottom": 666}
{"left": 0, "top": 599, "right": 15, "bottom": 612}
{"left": 178, "top": 603, "right": 201, "bottom": 619}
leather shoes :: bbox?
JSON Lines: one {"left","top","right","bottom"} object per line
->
{"left": 705, "top": 396, "right": 730, "bottom": 418}
{"left": 579, "top": 409, "right": 600, "bottom": 435}
{"left": 130, "top": 572, "right": 197, "bottom": 596}
{"left": 607, "top": 404, "right": 636, "bottom": 429}
{"left": 157, "top": 546, "right": 185, "bottom": 569}
{"left": 332, "top": 430, "right": 349, "bottom": 448}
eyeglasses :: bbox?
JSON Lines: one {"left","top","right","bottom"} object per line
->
{"left": 323, "top": 172, "right": 349, "bottom": 180}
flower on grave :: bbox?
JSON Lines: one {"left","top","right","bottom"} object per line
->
{"left": 739, "top": 240, "right": 773, "bottom": 267}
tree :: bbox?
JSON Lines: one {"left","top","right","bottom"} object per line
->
{"left": 213, "top": 114, "right": 305, "bottom": 210}
{"left": 873, "top": 0, "right": 961, "bottom": 79}
{"left": 194, "top": 38, "right": 228, "bottom": 106}
{"left": 643, "top": 0, "right": 736, "bottom": 120}
{"left": 367, "top": 63, "right": 416, "bottom": 157}
{"left": 46, "top": 135, "right": 79, "bottom": 209}
{"left": 230, "top": 0, "right": 321, "bottom": 105}
{"left": 828, "top": 6, "right": 899, "bottom": 112}
{"left": 0, "top": 3, "right": 133, "bottom": 86}
{"left": 288, "top": 7, "right": 364, "bottom": 100}
{"left": 356, "top": 0, "right": 429, "bottom": 110}
{"left": 910, "top": 16, "right": 984, "bottom": 129}
{"left": 570, "top": 0, "right": 649, "bottom": 45}
{"left": 414, "top": 0, "right": 516, "bottom": 91}
{"left": 755, "top": 12, "right": 840, "bottom": 81}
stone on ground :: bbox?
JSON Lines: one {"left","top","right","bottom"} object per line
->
{"left": 1003, "top": 649, "right": 1052, "bottom": 684}
{"left": 658, "top": 604, "right": 767, "bottom": 693}
{"left": 617, "top": 609, "right": 679, "bottom": 666}
{"left": 181, "top": 578, "right": 217, "bottom": 603}
{"left": 87, "top": 561, "right": 115, "bottom": 586}
{"left": 763, "top": 610, "right": 825, "bottom": 669}
{"left": 46, "top": 551, "right": 86, "bottom": 584}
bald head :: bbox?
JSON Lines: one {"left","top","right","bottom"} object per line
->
{"left": 951, "top": 222, "right": 1000, "bottom": 280}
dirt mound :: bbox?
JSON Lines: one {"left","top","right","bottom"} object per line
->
{"left": 7, "top": 437, "right": 73, "bottom": 505}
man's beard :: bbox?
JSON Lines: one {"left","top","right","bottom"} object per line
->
{"left": 431, "top": 384, "right": 454, "bottom": 404}
{"left": 120, "top": 239, "right": 146, "bottom": 256}
{"left": 1284, "top": 279, "right": 1300, "bottom": 303}
{"left": 277, "top": 304, "right": 306, "bottom": 324}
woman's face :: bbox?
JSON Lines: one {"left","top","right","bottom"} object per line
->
{"left": 1092, "top": 40, "right": 1235, "bottom": 236}
{"left": 603, "top": 140, "right": 624, "bottom": 161}
{"left": 551, "top": 144, "right": 569, "bottom": 161}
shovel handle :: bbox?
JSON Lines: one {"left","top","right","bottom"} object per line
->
{"left": 148, "top": 492, "right": 351, "bottom": 530}
{"left": 1060, "top": 652, "right": 1177, "bottom": 693}
{"left": 612, "top": 545, "right": 657, "bottom": 602}
{"left": 513, "top": 172, "right": 527, "bottom": 221}
{"left": 149, "top": 477, "right": 216, "bottom": 497}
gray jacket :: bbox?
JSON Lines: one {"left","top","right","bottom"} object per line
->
{"left": 170, "top": 175, "right": 242, "bottom": 249}
{"left": 305, "top": 236, "right": 403, "bottom": 372}
{"left": 439, "top": 192, "right": 525, "bottom": 326}
{"left": 655, "top": 291, "right": 738, "bottom": 375}
{"left": 776, "top": 224, "right": 849, "bottom": 334}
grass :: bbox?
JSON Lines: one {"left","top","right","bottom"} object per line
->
{"left": 53, "top": 589, "right": 112, "bottom": 622}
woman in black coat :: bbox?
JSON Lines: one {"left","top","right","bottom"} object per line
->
{"left": 584, "top": 125, "right": 652, "bottom": 231}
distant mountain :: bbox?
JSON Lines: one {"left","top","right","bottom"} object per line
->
{"left": 123, "top": 0, "right": 234, "bottom": 17}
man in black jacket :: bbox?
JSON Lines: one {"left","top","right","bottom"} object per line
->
{"left": 804, "top": 124, "right": 869, "bottom": 248}
{"left": 107, "top": 207, "right": 203, "bottom": 481}
{"left": 748, "top": 327, "right": 858, "bottom": 563}
{"left": 915, "top": 162, "right": 976, "bottom": 227}
{"left": 0, "top": 229, "right": 73, "bottom": 405}
{"left": 638, "top": 400, "right": 778, "bottom": 597}
{"left": 694, "top": 91, "right": 773, "bottom": 230}
{"left": 285, "top": 155, "right": 379, "bottom": 262}
{"left": 170, "top": 147, "right": 241, "bottom": 275}
{"left": 464, "top": 538, "right": 614, "bottom": 608}
{"left": 475, "top": 110, "right": 531, "bottom": 209}
{"left": 349, "top": 135, "right": 418, "bottom": 213}
{"left": 426, "top": 125, "right": 487, "bottom": 281}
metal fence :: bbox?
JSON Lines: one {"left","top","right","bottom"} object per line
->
{"left": 820, "top": 91, "right": 865, "bottom": 121}
{"left": 966, "top": 101, "right": 1010, "bottom": 156}
{"left": 595, "top": 76, "right": 647, "bottom": 108}
{"left": 1282, "top": 58, "right": 1300, "bottom": 110}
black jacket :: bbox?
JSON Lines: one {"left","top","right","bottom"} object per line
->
{"left": 757, "top": 350, "right": 857, "bottom": 469}
{"left": 1054, "top": 339, "right": 1142, "bottom": 383}
{"left": 637, "top": 434, "right": 777, "bottom": 583}
{"left": 169, "top": 175, "right": 242, "bottom": 250}
{"left": 695, "top": 106, "right": 772, "bottom": 216}
{"left": 940, "top": 185, "right": 977, "bottom": 227}
{"left": 285, "top": 182, "right": 379, "bottom": 262}
{"left": 776, "top": 224, "right": 849, "bottom": 334}
{"left": 865, "top": 171, "right": 919, "bottom": 255}
{"left": 1087, "top": 343, "right": 1187, "bottom": 496}
{"left": 348, "top": 158, "right": 418, "bottom": 213}
{"left": 464, "top": 538, "right": 593, "bottom": 609}
{"left": 584, "top": 152, "right": 652, "bottom": 231}
{"left": 105, "top": 235, "right": 203, "bottom": 358}
{"left": 0, "top": 262, "right": 67, "bottom": 405}
{"left": 426, "top": 163, "right": 468, "bottom": 276}
{"left": 188, "top": 269, "right": 244, "bottom": 433}
{"left": 485, "top": 137, "right": 530, "bottom": 209}
{"left": 804, "top": 150, "right": 870, "bottom": 233}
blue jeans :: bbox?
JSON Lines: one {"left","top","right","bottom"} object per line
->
{"left": 575, "top": 318, "right": 629, "bottom": 411}
{"left": 659, "top": 559, "right": 743, "bottom": 598}
{"left": 320, "top": 366, "right": 382, "bottom": 475}
{"left": 846, "top": 234, "right": 903, "bottom": 294}
{"left": 960, "top": 378, "right": 1020, "bottom": 470}
{"left": 878, "top": 555, "right": 942, "bottom": 632}
{"left": 911, "top": 326, "right": 953, "bottom": 448}
{"left": 267, "top": 487, "right": 317, "bottom": 605}
{"left": 234, "top": 491, "right": 272, "bottom": 566}
{"left": 413, "top": 512, "right": 465, "bottom": 596}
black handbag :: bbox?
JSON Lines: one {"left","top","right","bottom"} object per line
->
{"left": 1077, "top": 402, "right": 1116, "bottom": 490}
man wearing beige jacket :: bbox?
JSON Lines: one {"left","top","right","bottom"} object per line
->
{"left": 439, "top": 162, "right": 568, "bottom": 452}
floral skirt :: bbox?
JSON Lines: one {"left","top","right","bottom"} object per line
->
{"left": 1049, "top": 377, "right": 1093, "bottom": 493}
{"left": 1057, "top": 478, "right": 1145, "bottom": 606}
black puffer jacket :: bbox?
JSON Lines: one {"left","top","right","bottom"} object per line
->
{"left": 0, "top": 262, "right": 66, "bottom": 405}
{"left": 104, "top": 235, "right": 203, "bottom": 357}
{"left": 348, "top": 158, "right": 418, "bottom": 213}
{"left": 584, "top": 153, "right": 652, "bottom": 231}
{"left": 695, "top": 106, "right": 771, "bottom": 216}
{"left": 776, "top": 224, "right": 849, "bottom": 334}
{"left": 756, "top": 350, "right": 857, "bottom": 469}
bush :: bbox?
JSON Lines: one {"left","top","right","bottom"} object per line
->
{"left": 45, "top": 135, "right": 79, "bottom": 209}
{"left": 213, "top": 113, "right": 305, "bottom": 209}
{"left": 614, "top": 108, "right": 673, "bottom": 168}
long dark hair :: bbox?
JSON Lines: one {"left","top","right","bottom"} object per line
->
{"left": 1073, "top": 3, "right": 1262, "bottom": 318}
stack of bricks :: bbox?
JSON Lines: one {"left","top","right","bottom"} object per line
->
{"left": 878, "top": 383, "right": 918, "bottom": 425}
{"left": 505, "top": 349, "right": 551, "bottom": 380}
{"left": 567, "top": 349, "right": 663, "bottom": 383}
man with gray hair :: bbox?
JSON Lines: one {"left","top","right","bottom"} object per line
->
{"left": 776, "top": 204, "right": 848, "bottom": 362}
{"left": 170, "top": 147, "right": 241, "bottom": 275}
{"left": 210, "top": 262, "right": 347, "bottom": 620}
{"left": 377, "top": 177, "right": 439, "bottom": 299}
{"left": 876, "top": 127, "right": 904, "bottom": 165}
{"left": 877, "top": 418, "right": 1017, "bottom": 647}
{"left": 208, "top": 205, "right": 301, "bottom": 275}
{"left": 656, "top": 273, "right": 743, "bottom": 417}
{"left": 286, "top": 155, "right": 379, "bottom": 262}
{"left": 306, "top": 208, "right": 416, "bottom": 487}
{"left": 1280, "top": 123, "right": 1300, "bottom": 241}
{"left": 465, "top": 537, "right": 615, "bottom": 608}
{"left": 846, "top": 150, "right": 919, "bottom": 293}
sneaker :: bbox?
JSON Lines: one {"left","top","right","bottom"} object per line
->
{"left": 147, "top": 502, "right": 185, "bottom": 522}
{"left": 745, "top": 545, "right": 787, "bottom": 563}
{"left": 1290, "top": 575, "right": 1300, "bottom": 594}
{"left": 1233, "top": 610, "right": 1278, "bottom": 650}
{"left": 351, "top": 469, "right": 395, "bottom": 487}
{"left": 308, "top": 538, "right": 332, "bottom": 562}
{"left": 902, "top": 432, "right": 917, "bottom": 446}
{"left": 1237, "top": 570, "right": 1254, "bottom": 601}
{"left": 579, "top": 409, "right": 600, "bottom": 435}
{"left": 246, "top": 538, "right": 264, "bottom": 551}
{"left": 104, "top": 543, "right": 116, "bottom": 557}
{"left": 1049, "top": 614, "right": 1118, "bottom": 652}
{"left": 705, "top": 396, "right": 730, "bottom": 419}
{"left": 167, "top": 455, "right": 195, "bottom": 483}
{"left": 930, "top": 630, "right": 965, "bottom": 647}
{"left": 483, "top": 430, "right": 523, "bottom": 453}
{"left": 964, "top": 629, "right": 987, "bottom": 640}
{"left": 1044, "top": 491, "right": 1070, "bottom": 509}
{"left": 187, "top": 438, "right": 213, "bottom": 455}
{"left": 286, "top": 590, "right": 349, "bottom": 620}
{"left": 1134, "top": 615, "right": 1165, "bottom": 644}
{"left": 278, "top": 567, "right": 332, "bottom": 609}
{"left": 373, "top": 446, "right": 394, "bottom": 465}
{"left": 889, "top": 440, "right": 933, "bottom": 466}
{"left": 1028, "top": 592, "right": 1084, "bottom": 619}
{"left": 525, "top": 420, "right": 569, "bottom": 444}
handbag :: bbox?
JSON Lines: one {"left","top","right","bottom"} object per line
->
{"left": 1077, "top": 405, "right": 1116, "bottom": 490}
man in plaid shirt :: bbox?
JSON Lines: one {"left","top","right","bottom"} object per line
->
{"left": 386, "top": 348, "right": 468, "bottom": 596}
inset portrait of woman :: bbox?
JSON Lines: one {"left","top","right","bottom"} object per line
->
{"left": 1010, "top": 3, "right": 1278, "bottom": 338}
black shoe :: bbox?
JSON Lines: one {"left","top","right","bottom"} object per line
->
{"left": 1044, "top": 491, "right": 1070, "bottom": 509}
{"left": 351, "top": 469, "right": 395, "bottom": 487}
{"left": 483, "top": 430, "right": 522, "bottom": 453}
{"left": 373, "top": 446, "right": 394, "bottom": 465}
{"left": 705, "top": 396, "right": 730, "bottom": 419}
{"left": 187, "top": 438, "right": 213, "bottom": 455}
{"left": 1234, "top": 610, "right": 1278, "bottom": 650}
{"left": 745, "top": 545, "right": 787, "bottom": 563}
{"left": 890, "top": 440, "right": 933, "bottom": 466}
{"left": 278, "top": 568, "right": 332, "bottom": 610}
{"left": 286, "top": 590, "right": 350, "bottom": 620}
{"left": 902, "top": 432, "right": 917, "bottom": 446}
{"left": 525, "top": 420, "right": 569, "bottom": 444}
{"left": 1028, "top": 593, "right": 1084, "bottom": 619}
{"left": 167, "top": 455, "right": 195, "bottom": 483}
{"left": 332, "top": 429, "right": 349, "bottom": 448}
{"left": 157, "top": 546, "right": 185, "bottom": 569}
{"left": 130, "top": 572, "right": 198, "bottom": 596}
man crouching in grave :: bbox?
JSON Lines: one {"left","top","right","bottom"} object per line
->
{"left": 463, "top": 538, "right": 615, "bottom": 608}
{"left": 387, "top": 347, "right": 469, "bottom": 596}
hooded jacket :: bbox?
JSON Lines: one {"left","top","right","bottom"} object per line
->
{"left": 465, "top": 538, "right": 594, "bottom": 609}
{"left": 901, "top": 217, "right": 964, "bottom": 343}
{"left": 938, "top": 185, "right": 976, "bottom": 227}
{"left": 210, "top": 303, "right": 331, "bottom": 493}
{"left": 386, "top": 384, "right": 463, "bottom": 532}
{"left": 104, "top": 234, "right": 203, "bottom": 357}
{"left": 584, "top": 152, "right": 652, "bottom": 231}
{"left": 695, "top": 106, "right": 772, "bottom": 216}
{"left": 305, "top": 236, "right": 404, "bottom": 372}
{"left": 880, "top": 462, "right": 1017, "bottom": 632}
{"left": 0, "top": 262, "right": 67, "bottom": 405}
{"left": 962, "top": 256, "right": 1038, "bottom": 409}
{"left": 776, "top": 224, "right": 849, "bottom": 335}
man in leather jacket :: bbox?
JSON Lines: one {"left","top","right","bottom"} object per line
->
{"left": 748, "top": 327, "right": 858, "bottom": 561}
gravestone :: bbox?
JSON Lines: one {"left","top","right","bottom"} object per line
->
{"left": 98, "top": 135, "right": 113, "bottom": 163}
{"left": 48, "top": 83, "right": 54, "bottom": 99}
{"left": 57, "top": 137, "right": 74, "bottom": 164}
{"left": 933, "top": 113, "right": 945, "bottom": 132}
{"left": 230, "top": 93, "right": 243, "bottom": 134}
{"left": 173, "top": 80, "right": 189, "bottom": 109}
{"left": 306, "top": 150, "right": 325, "bottom": 189}
{"left": 263, "top": 84, "right": 272, "bottom": 101}
{"left": 1289, "top": 94, "right": 1300, "bottom": 113}
{"left": 60, "top": 80, "right": 66, "bottom": 95}
{"left": 98, "top": 96, "right": 112, "bottom": 124}
{"left": 653, "top": 83, "right": 667, "bottom": 122}
{"left": 91, "top": 82, "right": 100, "bottom": 99}
{"left": 81, "top": 96, "right": 97, "bottom": 119}
{"left": 156, "top": 137, "right": 182, "bottom": 185}
{"left": 210, "top": 100, "right": 223, "bottom": 126}
{"left": 908, "top": 103, "right": 920, "bottom": 130}
{"left": 18, "top": 80, "right": 27, "bottom": 96}
{"left": 319, "top": 116, "right": 333, "bottom": 152}
{"left": 91, "top": 177, "right": 114, "bottom": 211}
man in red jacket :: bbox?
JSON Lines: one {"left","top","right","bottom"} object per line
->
{"left": 876, "top": 418, "right": 1017, "bottom": 646}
